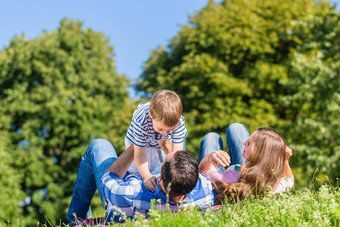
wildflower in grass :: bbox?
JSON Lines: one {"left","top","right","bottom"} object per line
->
{"left": 323, "top": 216, "right": 330, "bottom": 225}
{"left": 149, "top": 207, "right": 162, "bottom": 220}
{"left": 72, "top": 212, "right": 80, "bottom": 225}
{"left": 199, "top": 219, "right": 208, "bottom": 225}
{"left": 319, "top": 185, "right": 331, "bottom": 200}
{"left": 165, "top": 182, "right": 171, "bottom": 203}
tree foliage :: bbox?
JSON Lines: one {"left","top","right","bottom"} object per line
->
{"left": 0, "top": 19, "right": 131, "bottom": 225}
{"left": 0, "top": 133, "right": 24, "bottom": 224}
{"left": 136, "top": 0, "right": 339, "bottom": 184}
{"left": 282, "top": 8, "right": 340, "bottom": 183}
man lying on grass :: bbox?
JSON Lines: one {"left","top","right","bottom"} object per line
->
{"left": 66, "top": 139, "right": 215, "bottom": 225}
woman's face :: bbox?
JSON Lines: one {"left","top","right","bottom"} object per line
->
{"left": 242, "top": 137, "right": 252, "bottom": 160}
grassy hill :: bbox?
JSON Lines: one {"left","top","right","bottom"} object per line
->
{"left": 81, "top": 184, "right": 340, "bottom": 227}
{"left": 6, "top": 183, "right": 339, "bottom": 226}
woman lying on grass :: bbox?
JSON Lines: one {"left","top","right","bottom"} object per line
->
{"left": 198, "top": 123, "right": 294, "bottom": 204}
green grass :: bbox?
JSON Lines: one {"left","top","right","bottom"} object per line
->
{"left": 8, "top": 184, "right": 339, "bottom": 226}
{"left": 106, "top": 184, "right": 340, "bottom": 227}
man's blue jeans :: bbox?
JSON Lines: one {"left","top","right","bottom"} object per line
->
{"left": 198, "top": 123, "right": 250, "bottom": 170}
{"left": 66, "top": 139, "right": 117, "bottom": 223}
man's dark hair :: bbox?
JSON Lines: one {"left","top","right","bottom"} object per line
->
{"left": 161, "top": 150, "right": 199, "bottom": 197}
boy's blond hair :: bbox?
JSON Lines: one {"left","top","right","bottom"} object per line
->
{"left": 149, "top": 89, "right": 183, "bottom": 127}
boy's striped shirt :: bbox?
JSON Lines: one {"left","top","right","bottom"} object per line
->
{"left": 126, "top": 102, "right": 187, "bottom": 148}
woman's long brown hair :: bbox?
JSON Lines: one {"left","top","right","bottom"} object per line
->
{"left": 214, "top": 127, "right": 286, "bottom": 204}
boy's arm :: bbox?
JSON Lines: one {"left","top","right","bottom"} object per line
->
{"left": 134, "top": 145, "right": 157, "bottom": 191}
{"left": 157, "top": 138, "right": 173, "bottom": 154}
{"left": 157, "top": 139, "right": 183, "bottom": 154}
{"left": 172, "top": 142, "right": 184, "bottom": 153}
{"left": 170, "top": 117, "right": 187, "bottom": 153}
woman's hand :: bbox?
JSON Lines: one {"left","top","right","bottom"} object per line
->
{"left": 285, "top": 146, "right": 292, "bottom": 160}
{"left": 207, "top": 150, "right": 231, "bottom": 168}
{"left": 283, "top": 146, "right": 293, "bottom": 178}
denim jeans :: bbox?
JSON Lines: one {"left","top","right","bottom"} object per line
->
{"left": 198, "top": 123, "right": 250, "bottom": 170}
{"left": 66, "top": 139, "right": 118, "bottom": 223}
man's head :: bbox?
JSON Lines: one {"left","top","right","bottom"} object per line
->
{"left": 149, "top": 90, "right": 183, "bottom": 135}
{"left": 160, "top": 150, "right": 199, "bottom": 201}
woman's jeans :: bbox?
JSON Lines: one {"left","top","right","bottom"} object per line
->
{"left": 66, "top": 139, "right": 117, "bottom": 223}
{"left": 198, "top": 123, "right": 250, "bottom": 171}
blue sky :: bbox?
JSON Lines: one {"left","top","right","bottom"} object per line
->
{"left": 0, "top": 0, "right": 338, "bottom": 97}
{"left": 0, "top": 0, "right": 212, "bottom": 97}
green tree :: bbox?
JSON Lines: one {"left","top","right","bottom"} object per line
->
{"left": 137, "top": 0, "right": 339, "bottom": 184}
{"left": 282, "top": 5, "right": 340, "bottom": 184}
{"left": 0, "top": 132, "right": 24, "bottom": 225}
{"left": 0, "top": 19, "right": 131, "bottom": 225}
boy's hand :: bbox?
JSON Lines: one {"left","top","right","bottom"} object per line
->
{"left": 157, "top": 138, "right": 172, "bottom": 154}
{"left": 207, "top": 150, "right": 230, "bottom": 168}
{"left": 285, "top": 146, "right": 293, "bottom": 160}
{"left": 144, "top": 175, "right": 157, "bottom": 192}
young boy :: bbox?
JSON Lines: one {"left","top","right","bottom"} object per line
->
{"left": 125, "top": 89, "right": 187, "bottom": 191}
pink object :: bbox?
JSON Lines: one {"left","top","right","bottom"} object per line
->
{"left": 201, "top": 168, "right": 240, "bottom": 184}
{"left": 202, "top": 168, "right": 294, "bottom": 195}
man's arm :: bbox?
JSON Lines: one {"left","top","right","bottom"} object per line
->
{"left": 102, "top": 147, "right": 142, "bottom": 218}
{"left": 106, "top": 145, "right": 134, "bottom": 179}
{"left": 169, "top": 117, "right": 187, "bottom": 154}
